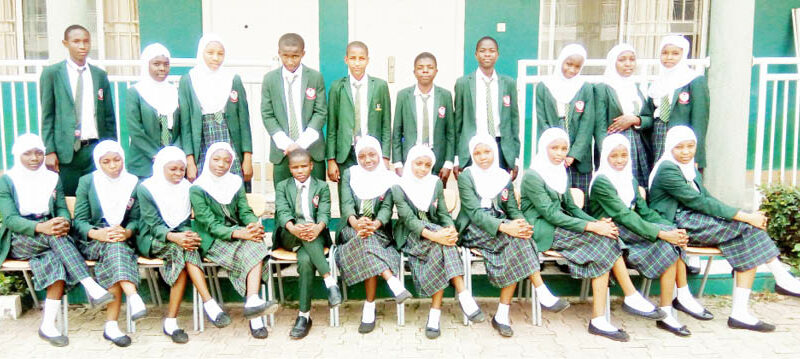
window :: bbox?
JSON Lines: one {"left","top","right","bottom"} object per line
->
{"left": 0, "top": 0, "right": 16, "bottom": 61}
{"left": 103, "top": 0, "right": 140, "bottom": 75}
{"left": 22, "top": 0, "right": 47, "bottom": 60}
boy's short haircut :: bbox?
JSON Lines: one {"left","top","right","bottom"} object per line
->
{"left": 475, "top": 36, "right": 499, "bottom": 51}
{"left": 346, "top": 41, "right": 369, "bottom": 56}
{"left": 414, "top": 52, "right": 437, "bottom": 67}
{"left": 278, "top": 33, "right": 305, "bottom": 50}
{"left": 64, "top": 24, "right": 89, "bottom": 40}
{"left": 287, "top": 148, "right": 312, "bottom": 164}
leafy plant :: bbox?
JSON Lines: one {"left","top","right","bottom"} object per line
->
{"left": 759, "top": 184, "right": 800, "bottom": 271}
{"left": 0, "top": 273, "right": 26, "bottom": 296}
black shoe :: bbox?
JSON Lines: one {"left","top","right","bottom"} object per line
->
{"left": 243, "top": 302, "right": 268, "bottom": 319}
{"left": 457, "top": 297, "right": 486, "bottom": 323}
{"left": 103, "top": 332, "right": 132, "bottom": 347}
{"left": 250, "top": 325, "right": 268, "bottom": 339}
{"left": 130, "top": 307, "right": 148, "bottom": 322}
{"left": 394, "top": 290, "right": 412, "bottom": 304}
{"left": 588, "top": 322, "right": 630, "bottom": 342}
{"left": 38, "top": 329, "right": 68, "bottom": 347}
{"left": 290, "top": 316, "right": 312, "bottom": 339}
{"left": 727, "top": 317, "right": 776, "bottom": 332}
{"left": 541, "top": 298, "right": 570, "bottom": 314}
{"left": 358, "top": 318, "right": 376, "bottom": 334}
{"left": 491, "top": 316, "right": 513, "bottom": 337}
{"left": 622, "top": 302, "right": 666, "bottom": 320}
{"left": 328, "top": 285, "right": 343, "bottom": 307}
{"left": 425, "top": 326, "right": 441, "bottom": 339}
{"left": 90, "top": 292, "right": 115, "bottom": 308}
{"left": 656, "top": 320, "right": 691, "bottom": 337}
{"left": 556, "top": 262, "right": 571, "bottom": 274}
{"left": 163, "top": 328, "right": 189, "bottom": 344}
{"left": 672, "top": 298, "right": 714, "bottom": 320}
{"left": 775, "top": 283, "right": 800, "bottom": 298}
{"left": 206, "top": 311, "right": 232, "bottom": 328}
{"left": 264, "top": 300, "right": 279, "bottom": 315}
{"left": 687, "top": 263, "right": 701, "bottom": 275}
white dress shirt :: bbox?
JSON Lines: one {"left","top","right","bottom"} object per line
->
{"left": 350, "top": 74, "right": 370, "bottom": 141}
{"left": 272, "top": 64, "right": 320, "bottom": 151}
{"left": 474, "top": 69, "right": 500, "bottom": 137}
{"left": 294, "top": 178, "right": 312, "bottom": 222}
{"left": 393, "top": 85, "right": 453, "bottom": 170}
{"left": 66, "top": 58, "right": 97, "bottom": 140}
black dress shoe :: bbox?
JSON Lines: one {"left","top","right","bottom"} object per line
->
{"left": 90, "top": 292, "right": 115, "bottom": 308}
{"left": 328, "top": 285, "right": 343, "bottom": 307}
{"left": 588, "top": 322, "right": 630, "bottom": 342}
{"left": 38, "top": 329, "right": 68, "bottom": 347}
{"left": 130, "top": 307, "right": 148, "bottom": 322}
{"left": 425, "top": 326, "right": 440, "bottom": 339}
{"left": 541, "top": 298, "right": 570, "bottom": 313}
{"left": 775, "top": 284, "right": 800, "bottom": 298}
{"left": 206, "top": 311, "right": 232, "bottom": 328}
{"left": 358, "top": 319, "right": 376, "bottom": 334}
{"left": 243, "top": 302, "right": 268, "bottom": 319}
{"left": 672, "top": 298, "right": 714, "bottom": 320}
{"left": 457, "top": 298, "right": 486, "bottom": 323}
{"left": 394, "top": 290, "right": 413, "bottom": 304}
{"left": 163, "top": 328, "right": 189, "bottom": 344}
{"left": 622, "top": 302, "right": 666, "bottom": 320}
{"left": 491, "top": 316, "right": 513, "bottom": 337}
{"left": 290, "top": 316, "right": 312, "bottom": 339}
{"left": 727, "top": 317, "right": 776, "bottom": 332}
{"left": 656, "top": 320, "right": 691, "bottom": 337}
{"left": 250, "top": 325, "right": 268, "bottom": 339}
{"left": 103, "top": 332, "right": 132, "bottom": 347}
{"left": 687, "top": 263, "right": 701, "bottom": 275}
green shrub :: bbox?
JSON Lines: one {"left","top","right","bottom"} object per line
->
{"left": 759, "top": 184, "right": 800, "bottom": 271}
{"left": 0, "top": 273, "right": 26, "bottom": 296}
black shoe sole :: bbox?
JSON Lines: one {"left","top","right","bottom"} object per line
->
{"left": 588, "top": 324, "right": 630, "bottom": 342}
{"left": 622, "top": 303, "right": 666, "bottom": 320}
{"left": 103, "top": 332, "right": 132, "bottom": 347}
{"left": 491, "top": 317, "right": 513, "bottom": 337}
{"left": 656, "top": 321, "right": 691, "bottom": 337}
{"left": 775, "top": 284, "right": 800, "bottom": 298}
{"left": 38, "top": 329, "right": 68, "bottom": 347}
{"left": 727, "top": 317, "right": 776, "bottom": 332}
{"left": 672, "top": 298, "right": 714, "bottom": 321}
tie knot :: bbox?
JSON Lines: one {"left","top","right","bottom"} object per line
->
{"left": 420, "top": 94, "right": 430, "bottom": 102}
{"left": 287, "top": 74, "right": 297, "bottom": 84}
{"left": 77, "top": 67, "right": 86, "bottom": 74}
{"left": 482, "top": 77, "right": 493, "bottom": 86}
{"left": 353, "top": 82, "right": 362, "bottom": 90}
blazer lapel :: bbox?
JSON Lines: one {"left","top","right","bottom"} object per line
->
{"left": 497, "top": 76, "right": 507, "bottom": 121}
{"left": 343, "top": 76, "right": 354, "bottom": 108}
{"left": 272, "top": 72, "right": 289, "bottom": 128}
{"left": 300, "top": 66, "right": 313, "bottom": 125}
{"left": 287, "top": 179, "right": 298, "bottom": 214}
{"left": 468, "top": 73, "right": 476, "bottom": 114}
{"left": 58, "top": 62, "right": 75, "bottom": 105}
{"left": 407, "top": 90, "right": 418, "bottom": 137}
{"left": 306, "top": 178, "right": 318, "bottom": 221}
{"left": 91, "top": 65, "right": 102, "bottom": 113}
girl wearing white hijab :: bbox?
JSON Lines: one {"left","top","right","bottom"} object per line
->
{"left": 127, "top": 43, "right": 181, "bottom": 178}
{"left": 179, "top": 33, "right": 253, "bottom": 184}
{"left": 588, "top": 134, "right": 711, "bottom": 337}
{"left": 649, "top": 126, "right": 800, "bottom": 333}
{"left": 640, "top": 35, "right": 710, "bottom": 169}
{"left": 392, "top": 145, "right": 484, "bottom": 339}
{"left": 73, "top": 140, "right": 146, "bottom": 346}
{"left": 456, "top": 134, "right": 558, "bottom": 338}
{"left": 536, "top": 44, "right": 595, "bottom": 195}
{"left": 521, "top": 128, "right": 665, "bottom": 342}
{"left": 137, "top": 146, "right": 230, "bottom": 344}
{"left": 334, "top": 136, "right": 410, "bottom": 334}
{"left": 189, "top": 142, "right": 275, "bottom": 339}
{"left": 0, "top": 134, "right": 112, "bottom": 347}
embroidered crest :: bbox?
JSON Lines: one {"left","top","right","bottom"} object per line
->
{"left": 575, "top": 101, "right": 585, "bottom": 113}
{"left": 127, "top": 197, "right": 135, "bottom": 210}
{"left": 502, "top": 95, "right": 511, "bottom": 107}
{"left": 74, "top": 129, "right": 81, "bottom": 137}
{"left": 379, "top": 194, "right": 385, "bottom": 201}
{"left": 52, "top": 189, "right": 57, "bottom": 200}
{"left": 501, "top": 188, "right": 509, "bottom": 201}
{"left": 97, "top": 88, "right": 104, "bottom": 101}
{"left": 306, "top": 88, "right": 317, "bottom": 100}
{"left": 438, "top": 106, "right": 446, "bottom": 118}
{"left": 433, "top": 200, "right": 438, "bottom": 208}
{"left": 313, "top": 195, "right": 320, "bottom": 208}
{"left": 678, "top": 91, "right": 690, "bottom": 104}
{"left": 375, "top": 103, "right": 382, "bottom": 111}
{"left": 230, "top": 90, "right": 239, "bottom": 103}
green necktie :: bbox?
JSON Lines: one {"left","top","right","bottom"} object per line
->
{"left": 295, "top": 184, "right": 307, "bottom": 224}
{"left": 659, "top": 95, "right": 671, "bottom": 123}
{"left": 419, "top": 210, "right": 428, "bottom": 222}
{"left": 353, "top": 82, "right": 363, "bottom": 137}
{"left": 361, "top": 198, "right": 374, "bottom": 218}
{"left": 563, "top": 102, "right": 571, "bottom": 133}
{"left": 483, "top": 77, "right": 496, "bottom": 136}
{"left": 73, "top": 67, "right": 86, "bottom": 152}
{"left": 286, "top": 74, "right": 300, "bottom": 140}
{"left": 159, "top": 115, "right": 171, "bottom": 146}
{"left": 420, "top": 94, "right": 431, "bottom": 145}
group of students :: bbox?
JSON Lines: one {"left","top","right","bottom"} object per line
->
{"left": 0, "top": 23, "right": 798, "bottom": 348}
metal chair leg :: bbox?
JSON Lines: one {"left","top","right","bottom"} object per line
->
{"left": 212, "top": 267, "right": 224, "bottom": 305}
{"left": 126, "top": 299, "right": 135, "bottom": 333}
{"left": 697, "top": 256, "right": 715, "bottom": 297}
{"left": 266, "top": 261, "right": 276, "bottom": 327}
{"left": 605, "top": 288, "right": 611, "bottom": 322}
{"left": 276, "top": 266, "right": 285, "bottom": 304}
{"left": 22, "top": 270, "right": 39, "bottom": 308}
{"left": 59, "top": 294, "right": 69, "bottom": 334}
{"left": 149, "top": 268, "right": 163, "bottom": 306}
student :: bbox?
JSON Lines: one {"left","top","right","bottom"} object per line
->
{"left": 179, "top": 34, "right": 253, "bottom": 183}
{"left": 454, "top": 36, "right": 519, "bottom": 180}
{"left": 137, "top": 146, "right": 230, "bottom": 343}
{"left": 391, "top": 52, "right": 455, "bottom": 184}
{"left": 127, "top": 43, "right": 182, "bottom": 178}
{"left": 456, "top": 134, "right": 567, "bottom": 338}
{"left": 536, "top": 44, "right": 594, "bottom": 195}
{"left": 334, "top": 136, "right": 410, "bottom": 334}
{"left": 0, "top": 134, "right": 113, "bottom": 347}
{"left": 261, "top": 33, "right": 327, "bottom": 186}
{"left": 40, "top": 24, "right": 116, "bottom": 196}
{"left": 588, "top": 134, "right": 711, "bottom": 337}
{"left": 595, "top": 44, "right": 651, "bottom": 186}
{"left": 274, "top": 148, "right": 342, "bottom": 339}
{"left": 190, "top": 142, "right": 276, "bottom": 339}
{"left": 648, "top": 126, "right": 800, "bottom": 332}
{"left": 393, "top": 145, "right": 484, "bottom": 339}
{"left": 326, "top": 41, "right": 392, "bottom": 182}
{"left": 521, "top": 128, "right": 666, "bottom": 342}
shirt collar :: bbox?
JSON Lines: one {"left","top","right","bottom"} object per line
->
{"left": 67, "top": 57, "right": 89, "bottom": 72}
{"left": 294, "top": 177, "right": 311, "bottom": 188}
{"left": 476, "top": 68, "right": 498, "bottom": 82}
{"left": 414, "top": 84, "right": 434, "bottom": 97}
{"left": 282, "top": 64, "right": 304, "bottom": 81}
{"left": 349, "top": 73, "right": 368, "bottom": 87}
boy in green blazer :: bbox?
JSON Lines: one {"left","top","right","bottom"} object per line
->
{"left": 274, "top": 149, "right": 342, "bottom": 339}
{"left": 391, "top": 52, "right": 455, "bottom": 184}
{"left": 326, "top": 41, "right": 392, "bottom": 183}
{"left": 261, "top": 33, "right": 327, "bottom": 186}
{"left": 40, "top": 25, "right": 117, "bottom": 196}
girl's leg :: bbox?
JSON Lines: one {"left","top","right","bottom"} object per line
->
{"left": 119, "top": 281, "right": 137, "bottom": 296}
{"left": 166, "top": 270, "right": 187, "bottom": 318}
{"left": 106, "top": 283, "right": 123, "bottom": 322}
{"left": 380, "top": 269, "right": 408, "bottom": 297}
{"left": 245, "top": 263, "right": 263, "bottom": 297}
{"left": 529, "top": 271, "right": 564, "bottom": 308}
{"left": 427, "top": 290, "right": 445, "bottom": 331}
{"left": 451, "top": 276, "right": 466, "bottom": 293}
{"left": 767, "top": 257, "right": 800, "bottom": 294}
{"left": 494, "top": 283, "right": 517, "bottom": 326}
{"left": 676, "top": 258, "right": 689, "bottom": 288}
{"left": 659, "top": 262, "right": 677, "bottom": 307}
{"left": 118, "top": 280, "right": 146, "bottom": 317}
{"left": 46, "top": 280, "right": 65, "bottom": 300}
{"left": 365, "top": 276, "right": 378, "bottom": 302}
{"left": 361, "top": 277, "right": 378, "bottom": 326}
{"left": 431, "top": 290, "right": 444, "bottom": 310}
{"left": 40, "top": 281, "right": 66, "bottom": 338}
{"left": 611, "top": 257, "right": 658, "bottom": 313}
{"left": 591, "top": 273, "right": 609, "bottom": 319}
{"left": 185, "top": 263, "right": 212, "bottom": 302}
{"left": 730, "top": 267, "right": 765, "bottom": 326}
{"left": 674, "top": 258, "right": 708, "bottom": 316}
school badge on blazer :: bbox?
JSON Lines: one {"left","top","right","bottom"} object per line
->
{"left": 230, "top": 90, "right": 239, "bottom": 103}
{"left": 375, "top": 103, "right": 382, "bottom": 111}
{"left": 97, "top": 88, "right": 104, "bottom": 101}
{"left": 678, "top": 91, "right": 690, "bottom": 104}
{"left": 305, "top": 88, "right": 317, "bottom": 100}
{"left": 502, "top": 95, "right": 511, "bottom": 107}
{"left": 501, "top": 188, "right": 509, "bottom": 201}
{"left": 575, "top": 101, "right": 585, "bottom": 113}
{"left": 438, "top": 106, "right": 446, "bottom": 118}
{"left": 312, "top": 195, "right": 320, "bottom": 208}
{"left": 127, "top": 197, "right": 135, "bottom": 210}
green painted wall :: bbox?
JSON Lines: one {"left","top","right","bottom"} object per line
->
{"left": 138, "top": 0, "right": 203, "bottom": 60}
{"left": 318, "top": 0, "right": 348, "bottom": 93}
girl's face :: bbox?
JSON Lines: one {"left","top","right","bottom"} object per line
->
{"left": 561, "top": 54, "right": 584, "bottom": 79}
{"left": 472, "top": 143, "right": 494, "bottom": 170}
{"left": 99, "top": 152, "right": 123, "bottom": 179}
{"left": 203, "top": 41, "right": 225, "bottom": 71}
{"left": 607, "top": 145, "right": 629, "bottom": 171}
{"left": 615, "top": 51, "right": 636, "bottom": 78}
{"left": 411, "top": 156, "right": 433, "bottom": 179}
{"left": 671, "top": 140, "right": 697, "bottom": 165}
{"left": 547, "top": 139, "right": 569, "bottom": 165}
{"left": 163, "top": 160, "right": 186, "bottom": 184}
{"left": 20, "top": 148, "right": 44, "bottom": 171}
{"left": 149, "top": 55, "right": 170, "bottom": 82}
{"left": 357, "top": 147, "right": 380, "bottom": 171}
{"left": 660, "top": 45, "right": 683, "bottom": 69}
{"left": 208, "top": 149, "right": 232, "bottom": 177}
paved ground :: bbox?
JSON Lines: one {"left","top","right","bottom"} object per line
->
{"left": 1, "top": 293, "right": 798, "bottom": 358}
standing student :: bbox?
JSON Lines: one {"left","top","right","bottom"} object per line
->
{"left": 648, "top": 126, "right": 800, "bottom": 332}
{"left": 126, "top": 43, "right": 182, "bottom": 178}
{"left": 179, "top": 34, "right": 253, "bottom": 183}
{"left": 454, "top": 36, "right": 519, "bottom": 180}
{"left": 536, "top": 44, "right": 594, "bottom": 195}
{"left": 326, "top": 41, "right": 392, "bottom": 182}
{"left": 40, "top": 24, "right": 116, "bottom": 196}
{"left": 190, "top": 142, "right": 276, "bottom": 339}
{"left": 261, "top": 33, "right": 327, "bottom": 185}
{"left": 457, "top": 134, "right": 568, "bottom": 338}
{"left": 274, "top": 148, "right": 342, "bottom": 339}
{"left": 334, "top": 136, "right": 411, "bottom": 334}
{"left": 391, "top": 52, "right": 455, "bottom": 184}
{"left": 0, "top": 134, "right": 113, "bottom": 347}
{"left": 137, "top": 146, "right": 230, "bottom": 344}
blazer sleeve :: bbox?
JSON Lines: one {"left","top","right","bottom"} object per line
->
{"left": 434, "top": 181, "right": 454, "bottom": 227}
{"left": 316, "top": 183, "right": 332, "bottom": 227}
{"left": 453, "top": 79, "right": 465, "bottom": 165}
{"left": 260, "top": 73, "right": 282, "bottom": 136}
{"left": 568, "top": 86, "right": 595, "bottom": 163}
{"left": 190, "top": 187, "right": 236, "bottom": 241}
{"left": 137, "top": 186, "right": 170, "bottom": 243}
{"left": 308, "top": 73, "right": 328, "bottom": 131}
{"left": 126, "top": 89, "right": 160, "bottom": 160}
{"left": 507, "top": 78, "right": 521, "bottom": 161}
{"left": 72, "top": 176, "right": 94, "bottom": 239}
{"left": 40, "top": 68, "right": 57, "bottom": 154}
{"left": 638, "top": 97, "right": 655, "bottom": 130}
{"left": 178, "top": 76, "right": 195, "bottom": 156}
{"left": 391, "top": 94, "right": 404, "bottom": 164}
{"left": 444, "top": 91, "right": 456, "bottom": 164}
{"left": 564, "top": 187, "right": 596, "bottom": 222}
{"left": 101, "top": 74, "right": 117, "bottom": 140}
{"left": 535, "top": 84, "right": 550, "bottom": 137}
{"left": 521, "top": 172, "right": 588, "bottom": 232}
{"left": 54, "top": 181, "right": 70, "bottom": 221}
{"left": 326, "top": 82, "right": 340, "bottom": 160}
{"left": 653, "top": 164, "right": 738, "bottom": 220}
{"left": 125, "top": 185, "right": 141, "bottom": 234}
{"left": 376, "top": 189, "right": 394, "bottom": 226}
{"left": 392, "top": 186, "right": 425, "bottom": 238}
{"left": 339, "top": 170, "right": 356, "bottom": 220}
{"left": 689, "top": 76, "right": 710, "bottom": 166}
{"left": 457, "top": 172, "right": 502, "bottom": 235}
{"left": 505, "top": 183, "right": 524, "bottom": 220}
{"left": 274, "top": 180, "right": 294, "bottom": 229}
{"left": 235, "top": 187, "right": 259, "bottom": 225}
{"left": 233, "top": 76, "right": 252, "bottom": 153}
{"left": 0, "top": 178, "right": 37, "bottom": 236}
{"left": 591, "top": 177, "right": 660, "bottom": 241}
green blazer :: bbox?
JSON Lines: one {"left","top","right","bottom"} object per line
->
{"left": 639, "top": 76, "right": 710, "bottom": 167}
{"left": 535, "top": 83, "right": 595, "bottom": 174}
{"left": 0, "top": 176, "right": 70, "bottom": 263}
{"left": 593, "top": 83, "right": 647, "bottom": 159}
{"left": 273, "top": 176, "right": 332, "bottom": 248}
{"left": 72, "top": 174, "right": 140, "bottom": 243}
{"left": 260, "top": 66, "right": 327, "bottom": 163}
{"left": 135, "top": 186, "right": 192, "bottom": 257}
{"left": 588, "top": 176, "right": 671, "bottom": 242}
{"left": 326, "top": 76, "right": 392, "bottom": 163}
{"left": 454, "top": 73, "right": 519, "bottom": 168}
{"left": 337, "top": 168, "right": 394, "bottom": 244}
{"left": 519, "top": 169, "right": 595, "bottom": 251}
{"left": 189, "top": 185, "right": 259, "bottom": 256}
{"left": 391, "top": 85, "right": 455, "bottom": 172}
{"left": 391, "top": 181, "right": 453, "bottom": 249}
{"left": 125, "top": 87, "right": 183, "bottom": 177}
{"left": 648, "top": 161, "right": 738, "bottom": 222}
{"left": 454, "top": 169, "right": 522, "bottom": 238}
{"left": 40, "top": 60, "right": 117, "bottom": 163}
{"left": 178, "top": 74, "right": 253, "bottom": 164}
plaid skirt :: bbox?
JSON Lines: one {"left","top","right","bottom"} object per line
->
{"left": 205, "top": 238, "right": 269, "bottom": 296}
{"left": 335, "top": 226, "right": 401, "bottom": 286}
{"left": 199, "top": 112, "right": 242, "bottom": 175}
{"left": 78, "top": 240, "right": 140, "bottom": 289}
{"left": 618, "top": 225, "right": 685, "bottom": 279}
{"left": 9, "top": 233, "right": 90, "bottom": 291}
{"left": 674, "top": 210, "right": 780, "bottom": 271}
{"left": 460, "top": 223, "right": 540, "bottom": 288}
{"left": 622, "top": 128, "right": 652, "bottom": 187}
{"left": 651, "top": 120, "right": 668, "bottom": 165}
{"left": 150, "top": 239, "right": 203, "bottom": 286}
{"left": 568, "top": 168, "right": 591, "bottom": 198}
{"left": 402, "top": 223, "right": 465, "bottom": 297}
{"left": 550, "top": 227, "right": 622, "bottom": 279}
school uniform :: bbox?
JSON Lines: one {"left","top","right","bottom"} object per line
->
{"left": 126, "top": 87, "right": 182, "bottom": 178}
{"left": 594, "top": 83, "right": 651, "bottom": 185}
{"left": 391, "top": 85, "right": 455, "bottom": 174}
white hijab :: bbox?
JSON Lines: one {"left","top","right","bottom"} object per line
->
{"left": 542, "top": 44, "right": 587, "bottom": 104}
{"left": 648, "top": 126, "right": 698, "bottom": 189}
{"left": 399, "top": 145, "right": 439, "bottom": 211}
{"left": 6, "top": 134, "right": 59, "bottom": 216}
{"left": 603, "top": 44, "right": 641, "bottom": 115}
{"left": 193, "top": 142, "right": 242, "bottom": 205}
{"left": 189, "top": 34, "right": 234, "bottom": 114}
{"left": 349, "top": 136, "right": 397, "bottom": 199}
{"left": 590, "top": 134, "right": 635, "bottom": 208}
{"left": 92, "top": 140, "right": 139, "bottom": 226}
{"left": 467, "top": 133, "right": 511, "bottom": 208}
{"left": 647, "top": 35, "right": 699, "bottom": 100}
{"left": 531, "top": 128, "right": 570, "bottom": 195}
{"left": 134, "top": 43, "right": 178, "bottom": 128}
{"left": 142, "top": 146, "right": 192, "bottom": 229}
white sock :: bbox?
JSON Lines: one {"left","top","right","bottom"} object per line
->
{"left": 535, "top": 284, "right": 559, "bottom": 307}
{"left": 80, "top": 278, "right": 108, "bottom": 299}
{"left": 324, "top": 276, "right": 337, "bottom": 288}
{"left": 163, "top": 317, "right": 179, "bottom": 335}
{"left": 427, "top": 308, "right": 441, "bottom": 329}
{"left": 494, "top": 303, "right": 510, "bottom": 325}
{"left": 362, "top": 301, "right": 376, "bottom": 323}
{"left": 250, "top": 317, "right": 265, "bottom": 330}
{"left": 768, "top": 259, "right": 800, "bottom": 293}
{"left": 104, "top": 321, "right": 125, "bottom": 339}
{"left": 298, "top": 311, "right": 310, "bottom": 319}
{"left": 659, "top": 306, "right": 682, "bottom": 328}
{"left": 457, "top": 290, "right": 479, "bottom": 314}
{"left": 676, "top": 285, "right": 705, "bottom": 314}
{"left": 40, "top": 299, "right": 61, "bottom": 337}
{"left": 203, "top": 299, "right": 224, "bottom": 319}
{"left": 386, "top": 276, "right": 406, "bottom": 296}
{"left": 590, "top": 315, "right": 618, "bottom": 332}
{"left": 624, "top": 293, "right": 656, "bottom": 312}
{"left": 731, "top": 287, "right": 758, "bottom": 325}
{"left": 245, "top": 295, "right": 265, "bottom": 308}
{"left": 127, "top": 293, "right": 145, "bottom": 314}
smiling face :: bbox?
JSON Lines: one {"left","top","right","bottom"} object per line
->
{"left": 163, "top": 160, "right": 186, "bottom": 184}
{"left": 345, "top": 46, "right": 369, "bottom": 80}
{"left": 357, "top": 147, "right": 380, "bottom": 171}
{"left": 475, "top": 39, "right": 498, "bottom": 71}
{"left": 472, "top": 143, "right": 494, "bottom": 170}
{"left": 615, "top": 51, "right": 636, "bottom": 77}
{"left": 99, "top": 152, "right": 123, "bottom": 179}
{"left": 20, "top": 148, "right": 45, "bottom": 171}
{"left": 288, "top": 155, "right": 313, "bottom": 183}
{"left": 63, "top": 28, "right": 91, "bottom": 65}
{"left": 278, "top": 44, "right": 305, "bottom": 73}
{"left": 671, "top": 140, "right": 697, "bottom": 164}
{"left": 203, "top": 41, "right": 225, "bottom": 71}
{"left": 606, "top": 145, "right": 629, "bottom": 171}
{"left": 208, "top": 149, "right": 232, "bottom": 177}
{"left": 547, "top": 139, "right": 569, "bottom": 165}
{"left": 561, "top": 54, "right": 584, "bottom": 79}
{"left": 414, "top": 57, "right": 437, "bottom": 88}
{"left": 149, "top": 55, "right": 170, "bottom": 82}
{"left": 411, "top": 156, "right": 433, "bottom": 179}
{"left": 660, "top": 44, "right": 683, "bottom": 69}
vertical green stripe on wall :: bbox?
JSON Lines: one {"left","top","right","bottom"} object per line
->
{"left": 319, "top": 0, "right": 348, "bottom": 93}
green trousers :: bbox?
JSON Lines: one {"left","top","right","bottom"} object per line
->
{"left": 280, "top": 231, "right": 330, "bottom": 312}
{"left": 59, "top": 142, "right": 96, "bottom": 196}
